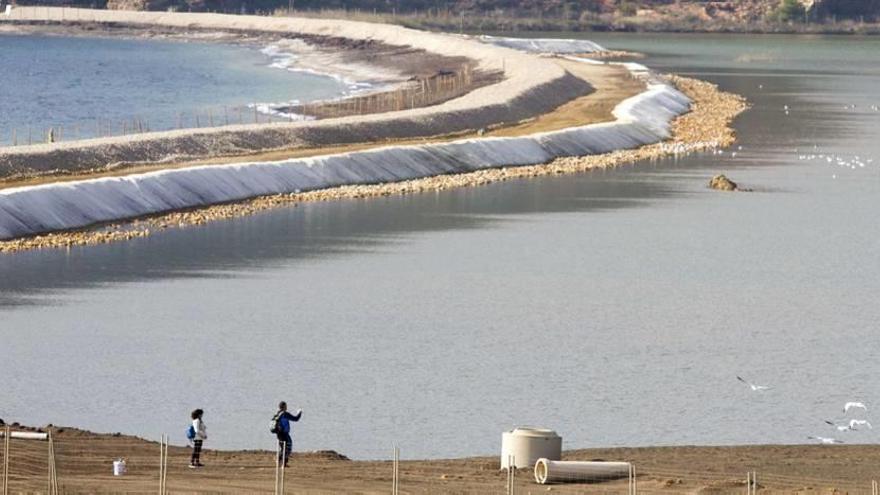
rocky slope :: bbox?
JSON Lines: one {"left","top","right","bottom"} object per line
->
{"left": 11, "top": 0, "right": 880, "bottom": 22}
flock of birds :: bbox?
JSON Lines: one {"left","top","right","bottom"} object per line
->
{"left": 736, "top": 376, "right": 870, "bottom": 445}
{"left": 781, "top": 103, "right": 877, "bottom": 178}
{"left": 796, "top": 146, "right": 875, "bottom": 179}
{"left": 784, "top": 103, "right": 880, "bottom": 115}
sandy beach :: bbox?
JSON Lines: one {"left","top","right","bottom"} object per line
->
{"left": 1, "top": 424, "right": 877, "bottom": 494}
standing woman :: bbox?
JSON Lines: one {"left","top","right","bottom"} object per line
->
{"left": 190, "top": 409, "right": 207, "bottom": 468}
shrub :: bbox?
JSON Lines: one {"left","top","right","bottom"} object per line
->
{"left": 773, "top": 0, "right": 806, "bottom": 22}
{"left": 618, "top": 1, "right": 637, "bottom": 17}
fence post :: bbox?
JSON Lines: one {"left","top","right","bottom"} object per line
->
{"left": 279, "top": 441, "right": 285, "bottom": 494}
{"left": 163, "top": 436, "right": 168, "bottom": 494}
{"left": 52, "top": 431, "right": 58, "bottom": 495}
{"left": 506, "top": 454, "right": 515, "bottom": 495}
{"left": 3, "top": 425, "right": 9, "bottom": 495}
{"left": 274, "top": 442, "right": 280, "bottom": 495}
{"left": 391, "top": 444, "right": 399, "bottom": 495}
{"left": 746, "top": 470, "right": 757, "bottom": 495}
{"left": 158, "top": 435, "right": 163, "bottom": 495}
{"left": 158, "top": 434, "right": 168, "bottom": 495}
{"left": 47, "top": 430, "right": 52, "bottom": 494}
{"left": 47, "top": 429, "right": 58, "bottom": 495}
{"left": 629, "top": 463, "right": 637, "bottom": 495}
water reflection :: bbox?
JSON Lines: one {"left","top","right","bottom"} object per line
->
{"left": 0, "top": 166, "right": 675, "bottom": 307}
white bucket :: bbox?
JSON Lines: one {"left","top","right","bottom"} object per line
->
{"left": 113, "top": 459, "right": 127, "bottom": 476}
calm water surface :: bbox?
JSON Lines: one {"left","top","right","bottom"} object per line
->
{"left": 1, "top": 34, "right": 879, "bottom": 459}
{"left": 0, "top": 34, "right": 347, "bottom": 145}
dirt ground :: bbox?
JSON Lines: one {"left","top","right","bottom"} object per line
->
{"left": 2, "top": 425, "right": 879, "bottom": 494}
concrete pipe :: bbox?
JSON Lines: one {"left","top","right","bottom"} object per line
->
{"left": 534, "top": 458, "right": 631, "bottom": 485}
{"left": 0, "top": 431, "right": 48, "bottom": 440}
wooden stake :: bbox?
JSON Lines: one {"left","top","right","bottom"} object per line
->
{"left": 47, "top": 431, "right": 51, "bottom": 494}
{"left": 274, "top": 443, "right": 280, "bottom": 495}
{"left": 4, "top": 425, "right": 10, "bottom": 495}
{"left": 279, "top": 441, "right": 286, "bottom": 494}
{"left": 162, "top": 437, "right": 168, "bottom": 494}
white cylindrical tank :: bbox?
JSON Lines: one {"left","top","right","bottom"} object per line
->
{"left": 113, "top": 459, "right": 127, "bottom": 476}
{"left": 534, "top": 459, "right": 631, "bottom": 484}
{"left": 500, "top": 427, "right": 562, "bottom": 469}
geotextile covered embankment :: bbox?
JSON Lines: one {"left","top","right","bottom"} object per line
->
{"left": 0, "top": 79, "right": 692, "bottom": 240}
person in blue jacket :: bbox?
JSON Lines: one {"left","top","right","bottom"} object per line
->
{"left": 273, "top": 401, "right": 302, "bottom": 467}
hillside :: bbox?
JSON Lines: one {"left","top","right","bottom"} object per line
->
{"left": 8, "top": 0, "right": 880, "bottom": 31}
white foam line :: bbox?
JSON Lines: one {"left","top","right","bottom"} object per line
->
{"left": 0, "top": 65, "right": 691, "bottom": 240}
{"left": 479, "top": 35, "right": 606, "bottom": 54}
{"left": 255, "top": 42, "right": 380, "bottom": 117}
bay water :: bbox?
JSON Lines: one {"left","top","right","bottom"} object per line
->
{"left": 1, "top": 33, "right": 878, "bottom": 459}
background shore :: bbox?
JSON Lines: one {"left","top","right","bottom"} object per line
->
{"left": 0, "top": 7, "right": 582, "bottom": 178}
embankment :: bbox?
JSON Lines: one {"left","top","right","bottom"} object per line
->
{"left": 0, "top": 7, "right": 588, "bottom": 177}
{"left": 0, "top": 66, "right": 690, "bottom": 241}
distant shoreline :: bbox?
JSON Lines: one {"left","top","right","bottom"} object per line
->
{"left": 271, "top": 8, "right": 880, "bottom": 36}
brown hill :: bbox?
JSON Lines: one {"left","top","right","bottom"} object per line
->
{"left": 9, "top": 0, "right": 880, "bottom": 27}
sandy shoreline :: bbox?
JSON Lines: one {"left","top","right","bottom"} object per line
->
{"left": 1, "top": 424, "right": 876, "bottom": 493}
{"left": 0, "top": 74, "right": 746, "bottom": 253}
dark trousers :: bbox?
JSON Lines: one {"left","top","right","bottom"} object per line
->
{"left": 191, "top": 440, "right": 203, "bottom": 464}
{"left": 277, "top": 433, "right": 292, "bottom": 466}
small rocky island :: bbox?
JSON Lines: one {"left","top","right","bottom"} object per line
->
{"left": 709, "top": 174, "right": 739, "bottom": 191}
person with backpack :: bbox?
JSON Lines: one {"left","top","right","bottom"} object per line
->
{"left": 188, "top": 409, "right": 207, "bottom": 468}
{"left": 271, "top": 401, "right": 302, "bottom": 468}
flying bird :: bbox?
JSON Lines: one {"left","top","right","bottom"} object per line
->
{"left": 808, "top": 436, "right": 844, "bottom": 444}
{"left": 824, "top": 420, "right": 851, "bottom": 432}
{"left": 844, "top": 402, "right": 867, "bottom": 414}
{"left": 736, "top": 376, "right": 770, "bottom": 391}
{"left": 849, "top": 419, "right": 872, "bottom": 430}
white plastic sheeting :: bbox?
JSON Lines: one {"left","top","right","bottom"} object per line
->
{"left": 534, "top": 459, "right": 631, "bottom": 484}
{"left": 0, "top": 80, "right": 690, "bottom": 240}
{"left": 480, "top": 35, "right": 606, "bottom": 54}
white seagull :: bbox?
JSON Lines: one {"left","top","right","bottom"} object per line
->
{"left": 737, "top": 376, "right": 770, "bottom": 391}
{"left": 849, "top": 419, "right": 872, "bottom": 430}
{"left": 844, "top": 402, "right": 867, "bottom": 414}
{"left": 808, "top": 436, "right": 844, "bottom": 444}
